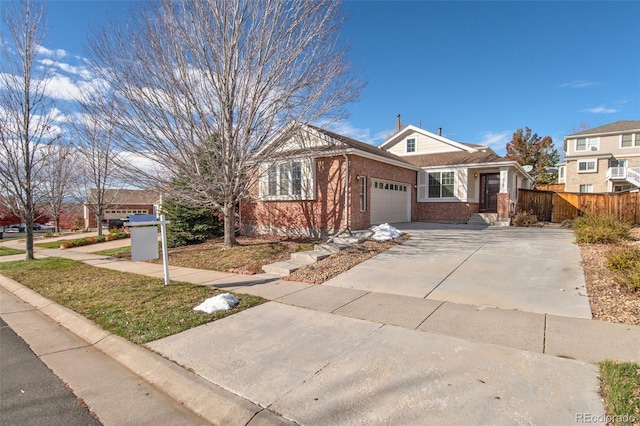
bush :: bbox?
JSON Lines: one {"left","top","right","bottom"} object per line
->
{"left": 573, "top": 214, "right": 632, "bottom": 244}
{"left": 162, "top": 198, "right": 223, "bottom": 248}
{"left": 105, "top": 227, "right": 130, "bottom": 241}
{"left": 511, "top": 211, "right": 538, "bottom": 227}
{"left": 607, "top": 245, "right": 640, "bottom": 291}
{"left": 60, "top": 235, "right": 106, "bottom": 249}
{"left": 560, "top": 219, "right": 573, "bottom": 229}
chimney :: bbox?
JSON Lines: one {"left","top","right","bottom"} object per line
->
{"left": 396, "top": 114, "right": 402, "bottom": 132}
{"left": 438, "top": 127, "right": 442, "bottom": 136}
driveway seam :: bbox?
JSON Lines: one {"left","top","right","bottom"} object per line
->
{"left": 330, "top": 291, "right": 371, "bottom": 314}
{"left": 422, "top": 239, "right": 490, "bottom": 299}
{"left": 414, "top": 300, "right": 446, "bottom": 330}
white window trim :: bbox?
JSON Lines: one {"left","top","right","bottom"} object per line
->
{"left": 406, "top": 138, "right": 416, "bottom": 153}
{"left": 558, "top": 165, "right": 566, "bottom": 183}
{"left": 259, "top": 158, "right": 315, "bottom": 201}
{"left": 620, "top": 133, "right": 640, "bottom": 149}
{"left": 575, "top": 137, "right": 599, "bottom": 152}
{"left": 359, "top": 176, "right": 367, "bottom": 212}
{"left": 579, "top": 184, "right": 593, "bottom": 193}
{"left": 577, "top": 159, "right": 598, "bottom": 173}
{"left": 417, "top": 169, "right": 457, "bottom": 202}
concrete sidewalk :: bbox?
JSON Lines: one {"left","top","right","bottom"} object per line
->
{"left": 1, "top": 233, "right": 639, "bottom": 424}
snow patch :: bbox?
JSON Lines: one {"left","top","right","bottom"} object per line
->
{"left": 370, "top": 223, "right": 403, "bottom": 241}
{"left": 193, "top": 293, "right": 239, "bottom": 314}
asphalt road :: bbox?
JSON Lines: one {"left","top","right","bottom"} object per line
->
{"left": 0, "top": 317, "right": 102, "bottom": 426}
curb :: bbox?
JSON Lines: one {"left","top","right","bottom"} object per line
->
{"left": 0, "top": 274, "right": 293, "bottom": 426}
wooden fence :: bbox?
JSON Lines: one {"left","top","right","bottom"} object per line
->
{"left": 533, "top": 183, "right": 565, "bottom": 192}
{"left": 517, "top": 189, "right": 640, "bottom": 224}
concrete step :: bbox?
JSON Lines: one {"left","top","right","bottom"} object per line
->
{"left": 290, "top": 250, "right": 331, "bottom": 262}
{"left": 314, "top": 243, "right": 348, "bottom": 254}
{"left": 467, "top": 213, "right": 509, "bottom": 227}
{"left": 261, "top": 259, "right": 312, "bottom": 276}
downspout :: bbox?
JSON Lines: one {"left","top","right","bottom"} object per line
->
{"left": 343, "top": 153, "right": 350, "bottom": 232}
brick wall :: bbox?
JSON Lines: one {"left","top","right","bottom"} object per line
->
{"left": 497, "top": 193, "right": 510, "bottom": 219}
{"left": 242, "top": 154, "right": 417, "bottom": 236}
{"left": 415, "top": 202, "right": 478, "bottom": 223}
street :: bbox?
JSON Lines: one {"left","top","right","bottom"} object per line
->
{"left": 0, "top": 317, "right": 102, "bottom": 426}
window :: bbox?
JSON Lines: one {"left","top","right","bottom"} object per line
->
{"left": 579, "top": 184, "right": 593, "bottom": 193}
{"left": 614, "top": 184, "right": 632, "bottom": 193}
{"left": 428, "top": 171, "right": 455, "bottom": 198}
{"left": 558, "top": 165, "right": 565, "bottom": 183}
{"left": 575, "top": 137, "right": 598, "bottom": 151}
{"left": 621, "top": 133, "right": 640, "bottom": 148}
{"left": 261, "top": 159, "right": 313, "bottom": 200}
{"left": 577, "top": 159, "right": 597, "bottom": 173}
{"left": 406, "top": 138, "right": 416, "bottom": 153}
{"left": 610, "top": 159, "right": 628, "bottom": 168}
{"left": 359, "top": 177, "right": 366, "bottom": 211}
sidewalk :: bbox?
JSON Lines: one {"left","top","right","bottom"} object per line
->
{"left": 1, "top": 237, "right": 639, "bottom": 424}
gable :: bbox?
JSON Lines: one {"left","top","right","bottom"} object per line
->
{"left": 380, "top": 125, "right": 475, "bottom": 157}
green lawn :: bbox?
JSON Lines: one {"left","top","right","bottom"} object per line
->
{"left": 0, "top": 246, "right": 25, "bottom": 256}
{"left": 600, "top": 360, "right": 640, "bottom": 425}
{"left": 0, "top": 258, "right": 265, "bottom": 344}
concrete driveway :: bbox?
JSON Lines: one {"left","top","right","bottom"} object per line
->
{"left": 324, "top": 222, "right": 592, "bottom": 318}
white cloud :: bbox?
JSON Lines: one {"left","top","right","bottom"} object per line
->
{"left": 582, "top": 106, "right": 618, "bottom": 114}
{"left": 560, "top": 80, "right": 596, "bottom": 89}
{"left": 36, "top": 45, "right": 67, "bottom": 58}
{"left": 478, "top": 131, "right": 511, "bottom": 152}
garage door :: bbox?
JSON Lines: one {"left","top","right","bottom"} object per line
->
{"left": 370, "top": 179, "right": 410, "bottom": 224}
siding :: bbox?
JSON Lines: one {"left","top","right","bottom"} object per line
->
{"left": 387, "top": 131, "right": 462, "bottom": 156}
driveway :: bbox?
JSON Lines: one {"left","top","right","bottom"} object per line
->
{"left": 325, "top": 222, "right": 592, "bottom": 318}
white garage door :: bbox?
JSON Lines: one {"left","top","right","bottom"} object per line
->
{"left": 370, "top": 179, "right": 410, "bottom": 224}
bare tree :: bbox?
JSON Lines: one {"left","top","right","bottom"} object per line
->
{"left": 86, "top": 0, "right": 362, "bottom": 247}
{"left": 0, "top": 0, "right": 59, "bottom": 259}
{"left": 72, "top": 99, "right": 125, "bottom": 237}
{"left": 41, "top": 141, "right": 77, "bottom": 232}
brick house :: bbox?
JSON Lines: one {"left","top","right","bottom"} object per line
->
{"left": 242, "top": 123, "right": 532, "bottom": 236}
{"left": 559, "top": 120, "right": 640, "bottom": 193}
{"left": 83, "top": 189, "right": 160, "bottom": 229}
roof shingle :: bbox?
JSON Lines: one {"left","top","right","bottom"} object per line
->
{"left": 566, "top": 120, "right": 640, "bottom": 137}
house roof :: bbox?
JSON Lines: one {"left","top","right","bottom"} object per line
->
{"left": 308, "top": 125, "right": 414, "bottom": 165}
{"left": 566, "top": 120, "right": 640, "bottom": 138}
{"left": 87, "top": 188, "right": 160, "bottom": 205}
{"left": 400, "top": 149, "right": 505, "bottom": 168}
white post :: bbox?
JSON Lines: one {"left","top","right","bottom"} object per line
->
{"left": 160, "top": 214, "right": 170, "bottom": 285}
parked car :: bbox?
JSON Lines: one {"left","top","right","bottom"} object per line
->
{"left": 9, "top": 224, "right": 25, "bottom": 232}
{"left": 32, "top": 223, "right": 42, "bottom": 230}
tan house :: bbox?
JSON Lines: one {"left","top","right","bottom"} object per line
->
{"left": 560, "top": 120, "right": 640, "bottom": 193}
{"left": 241, "top": 123, "right": 532, "bottom": 237}
{"left": 83, "top": 189, "right": 160, "bottom": 229}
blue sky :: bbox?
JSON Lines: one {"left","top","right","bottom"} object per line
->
{"left": 6, "top": 0, "right": 640, "bottom": 155}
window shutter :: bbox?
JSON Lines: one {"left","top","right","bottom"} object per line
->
{"left": 301, "top": 158, "right": 316, "bottom": 200}
{"left": 417, "top": 171, "right": 427, "bottom": 200}
{"left": 258, "top": 164, "right": 267, "bottom": 198}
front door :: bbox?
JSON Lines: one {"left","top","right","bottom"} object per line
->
{"left": 479, "top": 173, "right": 500, "bottom": 212}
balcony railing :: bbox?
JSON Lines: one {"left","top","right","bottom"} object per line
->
{"left": 607, "top": 167, "right": 640, "bottom": 186}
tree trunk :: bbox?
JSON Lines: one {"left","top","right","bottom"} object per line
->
{"left": 223, "top": 201, "right": 237, "bottom": 248}
{"left": 96, "top": 213, "right": 103, "bottom": 236}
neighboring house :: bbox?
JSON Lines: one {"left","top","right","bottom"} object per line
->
{"left": 561, "top": 120, "right": 640, "bottom": 193}
{"left": 242, "top": 123, "right": 532, "bottom": 236}
{"left": 83, "top": 189, "right": 161, "bottom": 229}
{"left": 379, "top": 125, "right": 531, "bottom": 223}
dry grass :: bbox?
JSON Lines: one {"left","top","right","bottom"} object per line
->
{"left": 102, "top": 236, "right": 318, "bottom": 274}
{"left": 580, "top": 227, "right": 640, "bottom": 326}
{"left": 0, "top": 257, "right": 265, "bottom": 344}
